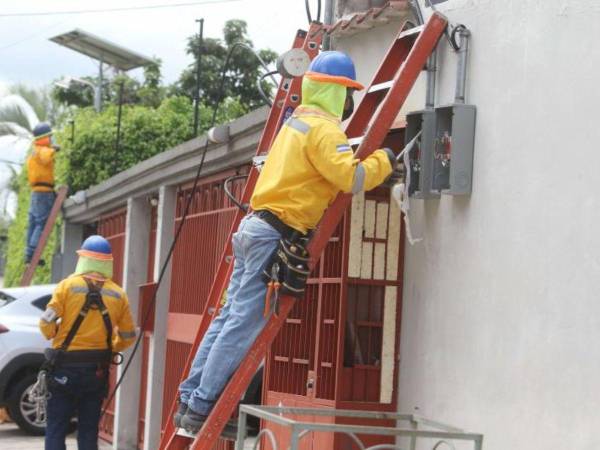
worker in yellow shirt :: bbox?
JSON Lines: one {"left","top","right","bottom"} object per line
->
{"left": 39, "top": 235, "right": 136, "bottom": 450}
{"left": 25, "top": 122, "right": 58, "bottom": 265}
{"left": 176, "top": 51, "right": 396, "bottom": 436}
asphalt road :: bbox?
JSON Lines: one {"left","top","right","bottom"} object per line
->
{"left": 0, "top": 423, "right": 112, "bottom": 449}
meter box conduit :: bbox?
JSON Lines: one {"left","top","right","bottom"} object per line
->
{"left": 406, "top": 24, "right": 476, "bottom": 197}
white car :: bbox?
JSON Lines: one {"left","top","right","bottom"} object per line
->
{"left": 0, "top": 284, "right": 55, "bottom": 435}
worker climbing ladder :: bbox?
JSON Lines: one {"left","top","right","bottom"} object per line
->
{"left": 20, "top": 185, "right": 68, "bottom": 286}
{"left": 160, "top": 11, "right": 448, "bottom": 450}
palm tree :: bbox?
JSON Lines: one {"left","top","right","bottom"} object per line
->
{"left": 0, "top": 85, "right": 54, "bottom": 217}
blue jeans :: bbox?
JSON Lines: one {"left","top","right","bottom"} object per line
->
{"left": 45, "top": 364, "right": 107, "bottom": 450}
{"left": 26, "top": 191, "right": 55, "bottom": 262}
{"left": 179, "top": 215, "right": 280, "bottom": 415}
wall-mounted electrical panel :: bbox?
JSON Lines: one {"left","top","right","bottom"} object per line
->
{"left": 405, "top": 104, "right": 476, "bottom": 197}
{"left": 405, "top": 110, "right": 439, "bottom": 199}
{"left": 432, "top": 104, "right": 476, "bottom": 195}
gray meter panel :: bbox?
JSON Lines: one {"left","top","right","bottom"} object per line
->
{"left": 432, "top": 104, "right": 476, "bottom": 195}
{"left": 405, "top": 110, "right": 439, "bottom": 199}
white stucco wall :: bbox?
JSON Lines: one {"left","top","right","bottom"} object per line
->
{"left": 335, "top": 1, "right": 600, "bottom": 449}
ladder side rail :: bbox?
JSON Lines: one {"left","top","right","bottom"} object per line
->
{"left": 189, "top": 12, "right": 448, "bottom": 450}
{"left": 309, "top": 12, "right": 448, "bottom": 258}
{"left": 158, "top": 25, "right": 323, "bottom": 450}
{"left": 20, "top": 186, "right": 68, "bottom": 286}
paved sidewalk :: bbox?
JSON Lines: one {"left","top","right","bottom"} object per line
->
{"left": 0, "top": 423, "right": 111, "bottom": 449}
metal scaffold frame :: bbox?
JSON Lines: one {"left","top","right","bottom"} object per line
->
{"left": 236, "top": 405, "right": 484, "bottom": 450}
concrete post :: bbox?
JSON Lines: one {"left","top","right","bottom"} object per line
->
{"left": 113, "top": 196, "right": 151, "bottom": 450}
{"left": 143, "top": 185, "right": 176, "bottom": 450}
{"left": 56, "top": 221, "right": 84, "bottom": 280}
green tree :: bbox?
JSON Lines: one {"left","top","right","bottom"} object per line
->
{"left": 52, "top": 59, "right": 165, "bottom": 109}
{"left": 175, "top": 19, "right": 278, "bottom": 112}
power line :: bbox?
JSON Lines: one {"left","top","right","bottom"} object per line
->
{"left": 0, "top": 0, "right": 242, "bottom": 18}
{"left": 0, "top": 21, "right": 66, "bottom": 51}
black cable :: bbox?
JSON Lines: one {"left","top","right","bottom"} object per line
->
{"left": 305, "top": 0, "right": 322, "bottom": 24}
{"left": 423, "top": 0, "right": 465, "bottom": 52}
{"left": 449, "top": 24, "right": 467, "bottom": 51}
{"left": 224, "top": 174, "right": 249, "bottom": 213}
{"left": 100, "top": 40, "right": 260, "bottom": 418}
{"left": 258, "top": 70, "right": 278, "bottom": 107}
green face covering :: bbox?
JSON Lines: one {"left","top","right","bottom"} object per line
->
{"left": 301, "top": 77, "right": 347, "bottom": 118}
{"left": 74, "top": 255, "right": 113, "bottom": 280}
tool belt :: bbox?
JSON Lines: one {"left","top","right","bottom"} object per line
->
{"left": 44, "top": 349, "right": 113, "bottom": 367}
{"left": 254, "top": 209, "right": 303, "bottom": 241}
{"left": 31, "top": 182, "right": 55, "bottom": 189}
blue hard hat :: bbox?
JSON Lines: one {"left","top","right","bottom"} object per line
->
{"left": 78, "top": 235, "right": 113, "bottom": 259}
{"left": 32, "top": 122, "right": 52, "bottom": 139}
{"left": 305, "top": 51, "right": 364, "bottom": 90}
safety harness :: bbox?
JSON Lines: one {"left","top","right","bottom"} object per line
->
{"left": 30, "top": 278, "right": 119, "bottom": 415}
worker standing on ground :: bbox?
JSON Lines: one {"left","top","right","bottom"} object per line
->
{"left": 39, "top": 235, "right": 137, "bottom": 450}
{"left": 176, "top": 51, "right": 396, "bottom": 436}
{"left": 25, "top": 122, "right": 58, "bottom": 266}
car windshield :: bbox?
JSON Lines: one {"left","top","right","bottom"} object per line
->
{"left": 0, "top": 290, "right": 16, "bottom": 308}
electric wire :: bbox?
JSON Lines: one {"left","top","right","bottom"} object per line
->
{"left": 305, "top": 0, "right": 322, "bottom": 24}
{"left": 223, "top": 174, "right": 249, "bottom": 213}
{"left": 0, "top": 0, "right": 242, "bottom": 18}
{"left": 424, "top": 0, "right": 466, "bottom": 51}
{"left": 258, "top": 70, "right": 279, "bottom": 107}
{"left": 100, "top": 39, "right": 280, "bottom": 418}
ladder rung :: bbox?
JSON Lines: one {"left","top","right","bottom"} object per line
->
{"left": 398, "top": 24, "right": 424, "bottom": 39}
{"left": 368, "top": 80, "right": 393, "bottom": 93}
{"left": 348, "top": 136, "right": 364, "bottom": 146}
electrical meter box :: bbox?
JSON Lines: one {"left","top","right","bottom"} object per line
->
{"left": 432, "top": 104, "right": 476, "bottom": 195}
{"left": 405, "top": 110, "right": 439, "bottom": 199}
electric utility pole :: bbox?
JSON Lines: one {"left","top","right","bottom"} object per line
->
{"left": 193, "top": 18, "right": 204, "bottom": 137}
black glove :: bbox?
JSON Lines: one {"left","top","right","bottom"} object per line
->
{"left": 52, "top": 144, "right": 61, "bottom": 152}
{"left": 381, "top": 147, "right": 398, "bottom": 171}
{"left": 381, "top": 147, "right": 401, "bottom": 187}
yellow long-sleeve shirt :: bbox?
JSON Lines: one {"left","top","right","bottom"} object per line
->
{"left": 27, "top": 144, "right": 55, "bottom": 192}
{"left": 39, "top": 275, "right": 137, "bottom": 352}
{"left": 250, "top": 106, "right": 392, "bottom": 233}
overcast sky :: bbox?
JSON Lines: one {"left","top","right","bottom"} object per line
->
{"left": 0, "top": 0, "right": 313, "bottom": 216}
{"left": 0, "top": 0, "right": 311, "bottom": 87}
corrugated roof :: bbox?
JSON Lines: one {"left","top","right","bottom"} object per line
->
{"left": 327, "top": 0, "right": 412, "bottom": 38}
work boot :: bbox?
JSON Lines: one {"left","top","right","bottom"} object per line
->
{"left": 180, "top": 408, "right": 239, "bottom": 440}
{"left": 181, "top": 408, "right": 207, "bottom": 434}
{"left": 173, "top": 398, "right": 188, "bottom": 429}
{"left": 38, "top": 259, "right": 46, "bottom": 267}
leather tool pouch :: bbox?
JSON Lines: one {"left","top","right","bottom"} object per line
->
{"left": 263, "top": 236, "right": 311, "bottom": 298}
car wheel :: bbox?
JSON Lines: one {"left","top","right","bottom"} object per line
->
{"left": 7, "top": 372, "right": 46, "bottom": 435}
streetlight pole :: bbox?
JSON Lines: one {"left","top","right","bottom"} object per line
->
{"left": 192, "top": 18, "right": 204, "bottom": 137}
{"left": 94, "top": 61, "right": 103, "bottom": 112}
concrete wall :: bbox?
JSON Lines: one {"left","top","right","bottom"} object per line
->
{"left": 336, "top": 1, "right": 600, "bottom": 449}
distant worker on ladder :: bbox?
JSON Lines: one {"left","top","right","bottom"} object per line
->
{"left": 175, "top": 51, "right": 397, "bottom": 436}
{"left": 38, "top": 235, "right": 137, "bottom": 450}
{"left": 25, "top": 122, "right": 59, "bottom": 266}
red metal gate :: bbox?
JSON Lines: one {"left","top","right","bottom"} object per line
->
{"left": 96, "top": 209, "right": 127, "bottom": 443}
{"left": 162, "top": 168, "right": 249, "bottom": 449}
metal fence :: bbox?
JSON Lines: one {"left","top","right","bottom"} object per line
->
{"left": 236, "top": 406, "right": 483, "bottom": 450}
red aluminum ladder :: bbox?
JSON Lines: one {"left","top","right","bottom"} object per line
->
{"left": 20, "top": 185, "right": 68, "bottom": 286}
{"left": 161, "top": 12, "right": 447, "bottom": 450}
{"left": 159, "top": 22, "right": 325, "bottom": 450}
